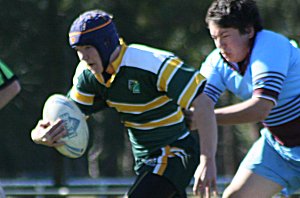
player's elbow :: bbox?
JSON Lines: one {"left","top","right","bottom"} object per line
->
{"left": 14, "top": 80, "right": 21, "bottom": 95}
{"left": 8, "top": 79, "right": 21, "bottom": 97}
{"left": 0, "top": 80, "right": 22, "bottom": 109}
{"left": 256, "top": 109, "right": 270, "bottom": 121}
{"left": 252, "top": 97, "right": 274, "bottom": 121}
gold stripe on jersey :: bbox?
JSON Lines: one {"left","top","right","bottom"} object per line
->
{"left": 70, "top": 86, "right": 94, "bottom": 105}
{"left": 106, "top": 95, "right": 171, "bottom": 113}
{"left": 105, "top": 74, "right": 116, "bottom": 88}
{"left": 178, "top": 72, "right": 206, "bottom": 109}
{"left": 154, "top": 146, "right": 171, "bottom": 175}
{"left": 111, "top": 41, "right": 127, "bottom": 73}
{"left": 124, "top": 107, "right": 183, "bottom": 129}
{"left": 157, "top": 57, "right": 183, "bottom": 92}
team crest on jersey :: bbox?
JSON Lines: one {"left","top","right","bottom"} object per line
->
{"left": 128, "top": 80, "right": 141, "bottom": 94}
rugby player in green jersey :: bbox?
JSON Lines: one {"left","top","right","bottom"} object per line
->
{"left": 31, "top": 10, "right": 218, "bottom": 198}
{"left": 0, "top": 59, "right": 21, "bottom": 197}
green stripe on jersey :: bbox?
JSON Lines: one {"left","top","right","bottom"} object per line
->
{"left": 0, "top": 60, "right": 14, "bottom": 85}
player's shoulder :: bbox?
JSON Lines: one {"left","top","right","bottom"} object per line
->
{"left": 121, "top": 44, "right": 175, "bottom": 73}
{"left": 202, "top": 48, "right": 225, "bottom": 69}
{"left": 255, "top": 30, "right": 290, "bottom": 47}
{"left": 72, "top": 61, "right": 96, "bottom": 85}
{"left": 206, "top": 48, "right": 221, "bottom": 59}
{"left": 128, "top": 44, "right": 174, "bottom": 56}
{"left": 252, "top": 30, "right": 293, "bottom": 63}
{"left": 74, "top": 61, "right": 93, "bottom": 77}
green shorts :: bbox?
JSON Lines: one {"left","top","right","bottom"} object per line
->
{"left": 134, "top": 132, "right": 200, "bottom": 194}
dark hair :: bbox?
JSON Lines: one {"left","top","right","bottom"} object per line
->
{"left": 205, "top": 0, "right": 263, "bottom": 34}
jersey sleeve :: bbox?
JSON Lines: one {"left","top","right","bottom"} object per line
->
{"left": 156, "top": 56, "right": 206, "bottom": 109}
{"left": 251, "top": 31, "right": 290, "bottom": 105}
{"left": 200, "top": 50, "right": 226, "bottom": 104}
{"left": 68, "top": 62, "right": 107, "bottom": 115}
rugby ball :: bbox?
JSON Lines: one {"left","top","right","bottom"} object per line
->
{"left": 42, "top": 94, "right": 89, "bottom": 158}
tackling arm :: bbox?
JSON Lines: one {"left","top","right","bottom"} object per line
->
{"left": 215, "top": 97, "right": 274, "bottom": 125}
{"left": 191, "top": 93, "right": 218, "bottom": 197}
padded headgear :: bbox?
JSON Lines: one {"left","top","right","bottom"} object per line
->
{"left": 69, "top": 10, "right": 120, "bottom": 69}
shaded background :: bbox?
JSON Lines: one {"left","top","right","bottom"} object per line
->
{"left": 0, "top": 0, "right": 299, "bottom": 181}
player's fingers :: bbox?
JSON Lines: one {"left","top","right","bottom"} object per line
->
{"left": 41, "top": 134, "right": 53, "bottom": 146}
{"left": 53, "top": 140, "right": 65, "bottom": 147}
{"left": 211, "top": 179, "right": 218, "bottom": 197}
{"left": 213, "top": 190, "right": 218, "bottom": 198}
{"left": 199, "top": 182, "right": 206, "bottom": 198}
{"left": 41, "top": 123, "right": 65, "bottom": 145}
{"left": 205, "top": 185, "right": 210, "bottom": 198}
{"left": 203, "top": 180, "right": 218, "bottom": 198}
{"left": 50, "top": 120, "right": 67, "bottom": 138}
{"left": 48, "top": 119, "right": 64, "bottom": 134}
{"left": 52, "top": 127, "right": 67, "bottom": 142}
{"left": 37, "top": 119, "right": 50, "bottom": 128}
{"left": 193, "top": 178, "right": 201, "bottom": 195}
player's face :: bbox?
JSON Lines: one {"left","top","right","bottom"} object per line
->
{"left": 75, "top": 45, "right": 103, "bottom": 74}
{"left": 208, "top": 22, "right": 254, "bottom": 63}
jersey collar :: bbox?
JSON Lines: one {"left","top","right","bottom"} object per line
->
{"left": 104, "top": 40, "right": 127, "bottom": 87}
{"left": 111, "top": 40, "right": 127, "bottom": 74}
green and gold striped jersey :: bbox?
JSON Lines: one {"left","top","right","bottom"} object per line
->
{"left": 69, "top": 43, "right": 206, "bottom": 158}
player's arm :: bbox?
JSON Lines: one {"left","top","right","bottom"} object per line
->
{"left": 215, "top": 97, "right": 274, "bottom": 125}
{"left": 192, "top": 92, "right": 218, "bottom": 197}
{"left": 0, "top": 79, "right": 21, "bottom": 109}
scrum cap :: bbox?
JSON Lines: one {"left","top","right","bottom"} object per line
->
{"left": 69, "top": 10, "right": 120, "bottom": 69}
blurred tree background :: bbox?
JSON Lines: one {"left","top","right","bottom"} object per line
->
{"left": 0, "top": 0, "right": 299, "bottom": 182}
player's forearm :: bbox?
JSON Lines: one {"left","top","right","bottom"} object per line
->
{"left": 193, "top": 94, "right": 218, "bottom": 158}
{"left": 198, "top": 107, "right": 217, "bottom": 159}
{"left": 0, "top": 80, "right": 21, "bottom": 109}
{"left": 215, "top": 97, "right": 273, "bottom": 125}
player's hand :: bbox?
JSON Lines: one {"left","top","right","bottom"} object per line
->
{"left": 31, "top": 119, "right": 67, "bottom": 147}
{"left": 193, "top": 155, "right": 218, "bottom": 198}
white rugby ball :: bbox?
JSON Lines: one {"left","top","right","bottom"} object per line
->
{"left": 42, "top": 94, "right": 89, "bottom": 158}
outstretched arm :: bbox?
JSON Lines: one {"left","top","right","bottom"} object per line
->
{"left": 191, "top": 93, "right": 218, "bottom": 197}
{"left": 215, "top": 97, "right": 274, "bottom": 125}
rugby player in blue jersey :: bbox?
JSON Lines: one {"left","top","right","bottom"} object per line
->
{"left": 197, "top": 0, "right": 300, "bottom": 197}
{"left": 31, "top": 10, "right": 218, "bottom": 198}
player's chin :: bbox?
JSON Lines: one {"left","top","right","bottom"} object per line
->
{"left": 222, "top": 54, "right": 233, "bottom": 62}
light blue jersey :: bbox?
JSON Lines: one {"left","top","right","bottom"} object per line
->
{"left": 200, "top": 30, "right": 300, "bottom": 195}
{"left": 201, "top": 30, "right": 300, "bottom": 146}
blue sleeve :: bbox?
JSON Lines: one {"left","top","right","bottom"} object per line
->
{"left": 251, "top": 31, "right": 290, "bottom": 104}
{"left": 200, "top": 49, "right": 226, "bottom": 104}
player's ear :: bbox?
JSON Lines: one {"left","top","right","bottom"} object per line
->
{"left": 245, "top": 26, "right": 255, "bottom": 39}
